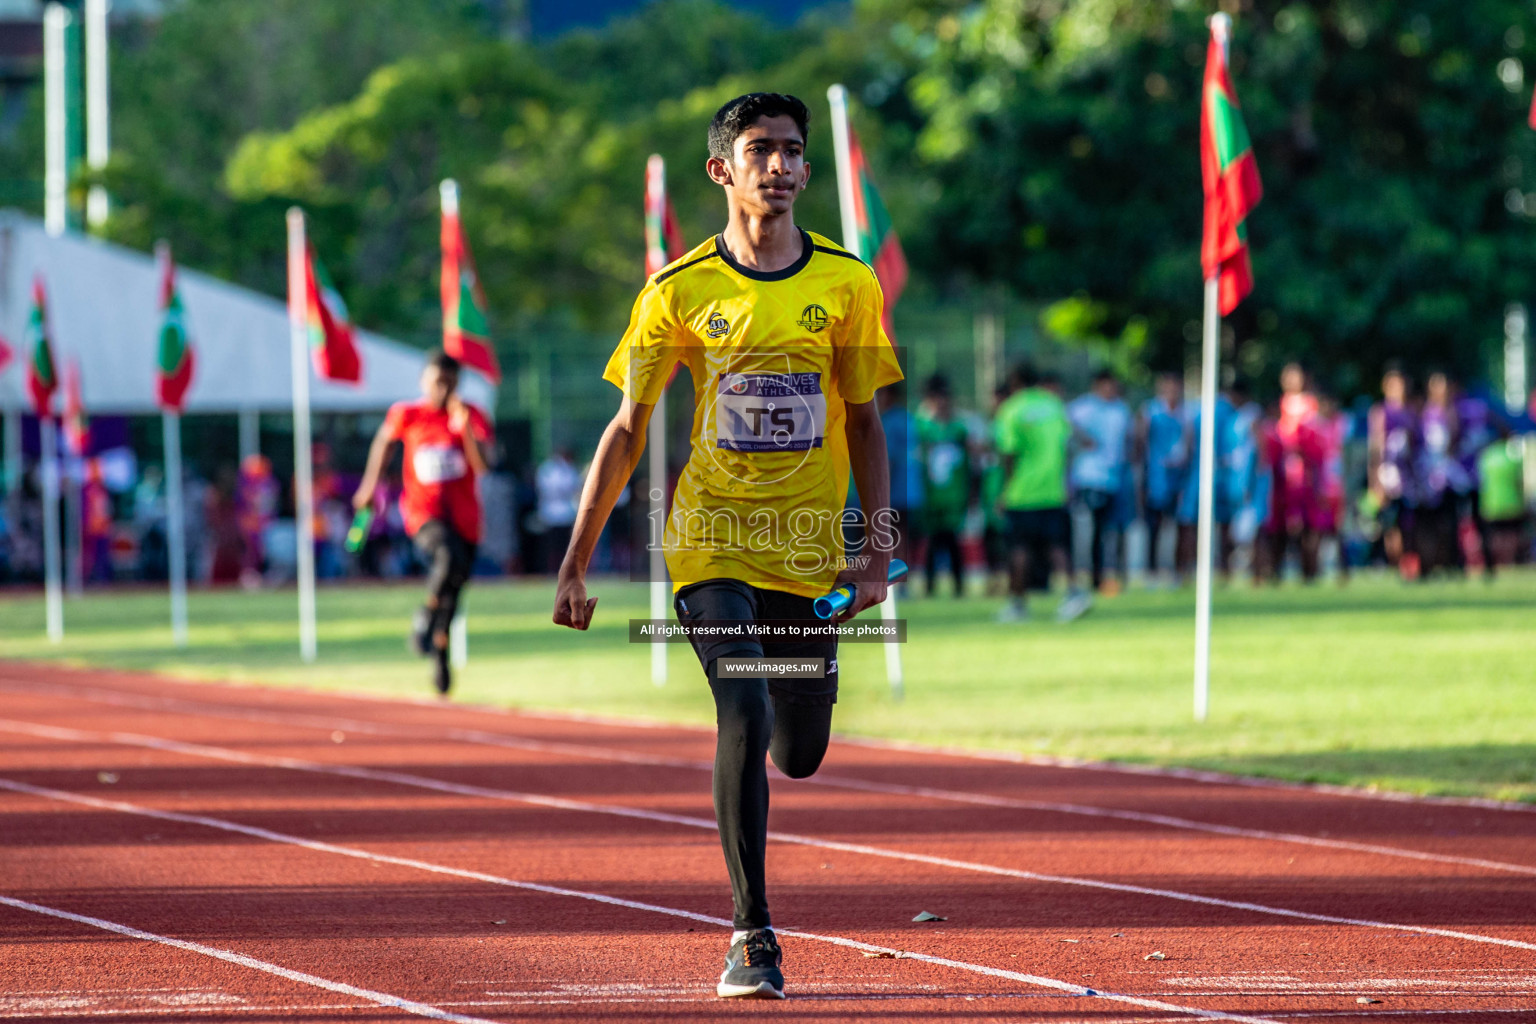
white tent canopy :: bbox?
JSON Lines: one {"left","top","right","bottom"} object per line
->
{"left": 0, "top": 211, "right": 492, "bottom": 414}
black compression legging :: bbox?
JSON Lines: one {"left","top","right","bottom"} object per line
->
{"left": 708, "top": 675, "right": 833, "bottom": 930}
{"left": 412, "top": 519, "right": 476, "bottom": 640}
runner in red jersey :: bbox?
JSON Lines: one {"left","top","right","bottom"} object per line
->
{"left": 354, "top": 351, "right": 491, "bottom": 695}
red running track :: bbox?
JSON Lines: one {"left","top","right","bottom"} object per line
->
{"left": 1, "top": 662, "right": 1534, "bottom": 1023}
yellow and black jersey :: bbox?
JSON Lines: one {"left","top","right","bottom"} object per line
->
{"left": 604, "top": 227, "right": 904, "bottom": 597}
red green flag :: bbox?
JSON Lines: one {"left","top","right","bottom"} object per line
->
{"left": 155, "top": 246, "right": 195, "bottom": 412}
{"left": 1200, "top": 16, "right": 1263, "bottom": 316}
{"left": 26, "top": 276, "right": 57, "bottom": 417}
{"left": 441, "top": 182, "right": 500, "bottom": 384}
{"left": 305, "top": 243, "right": 362, "bottom": 383}
{"left": 62, "top": 357, "right": 87, "bottom": 456}
{"left": 645, "top": 154, "right": 686, "bottom": 276}
{"left": 845, "top": 125, "right": 908, "bottom": 338}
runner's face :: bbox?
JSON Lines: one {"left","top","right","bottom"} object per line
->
{"left": 710, "top": 116, "right": 808, "bottom": 216}
{"left": 421, "top": 367, "right": 456, "bottom": 410}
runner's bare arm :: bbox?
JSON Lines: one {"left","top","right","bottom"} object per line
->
{"left": 552, "top": 396, "right": 655, "bottom": 630}
{"left": 448, "top": 397, "right": 491, "bottom": 476}
{"left": 839, "top": 397, "right": 891, "bottom": 620}
{"left": 352, "top": 425, "right": 395, "bottom": 511}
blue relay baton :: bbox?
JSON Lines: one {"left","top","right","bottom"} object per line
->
{"left": 814, "top": 558, "right": 909, "bottom": 620}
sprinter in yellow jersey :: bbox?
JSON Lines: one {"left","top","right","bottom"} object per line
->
{"left": 552, "top": 92, "right": 902, "bottom": 1000}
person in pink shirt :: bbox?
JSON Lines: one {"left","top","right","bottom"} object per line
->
{"left": 1311, "top": 393, "right": 1350, "bottom": 583}
{"left": 1261, "top": 363, "right": 1324, "bottom": 582}
{"left": 236, "top": 454, "right": 278, "bottom": 589}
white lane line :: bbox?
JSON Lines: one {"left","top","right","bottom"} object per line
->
{"left": 0, "top": 1004, "right": 362, "bottom": 1019}
{"left": 5, "top": 718, "right": 1536, "bottom": 956}
{"left": 0, "top": 777, "right": 1274, "bottom": 1024}
{"left": 425, "top": 695, "right": 1536, "bottom": 816}
{"left": 0, "top": 895, "right": 504, "bottom": 1024}
{"left": 12, "top": 679, "right": 1535, "bottom": 879}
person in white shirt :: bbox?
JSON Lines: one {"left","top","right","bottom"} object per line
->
{"left": 1067, "top": 370, "right": 1132, "bottom": 594}
{"left": 536, "top": 447, "right": 581, "bottom": 573}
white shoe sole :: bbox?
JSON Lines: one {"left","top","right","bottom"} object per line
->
{"left": 717, "top": 980, "right": 786, "bottom": 999}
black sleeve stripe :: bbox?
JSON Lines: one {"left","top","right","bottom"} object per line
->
{"left": 812, "top": 245, "right": 867, "bottom": 266}
{"left": 812, "top": 245, "right": 879, "bottom": 283}
{"left": 653, "top": 251, "right": 721, "bottom": 285}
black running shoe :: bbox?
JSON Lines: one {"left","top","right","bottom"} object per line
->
{"left": 410, "top": 607, "right": 434, "bottom": 656}
{"left": 432, "top": 647, "right": 451, "bottom": 697}
{"left": 717, "top": 928, "right": 784, "bottom": 999}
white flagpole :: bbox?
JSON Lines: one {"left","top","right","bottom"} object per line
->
{"left": 40, "top": 414, "right": 63, "bottom": 642}
{"left": 1193, "top": 276, "right": 1219, "bottom": 722}
{"left": 286, "top": 208, "right": 318, "bottom": 663}
{"left": 828, "top": 83, "right": 904, "bottom": 699}
{"left": 645, "top": 154, "right": 669, "bottom": 687}
{"left": 450, "top": 612, "right": 468, "bottom": 669}
{"left": 1193, "top": 12, "right": 1232, "bottom": 724}
{"left": 440, "top": 177, "right": 474, "bottom": 673}
{"left": 648, "top": 389, "right": 668, "bottom": 687}
{"left": 163, "top": 411, "right": 188, "bottom": 647}
{"left": 84, "top": 0, "right": 109, "bottom": 228}
{"left": 826, "top": 85, "right": 861, "bottom": 260}
{"left": 43, "top": 2, "right": 68, "bottom": 237}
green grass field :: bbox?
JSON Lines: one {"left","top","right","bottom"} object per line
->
{"left": 1, "top": 571, "right": 1533, "bottom": 802}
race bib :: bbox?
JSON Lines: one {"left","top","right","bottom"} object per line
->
{"left": 715, "top": 372, "right": 826, "bottom": 452}
{"left": 414, "top": 444, "right": 467, "bottom": 485}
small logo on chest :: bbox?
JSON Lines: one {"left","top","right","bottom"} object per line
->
{"left": 798, "top": 304, "right": 829, "bottom": 333}
{"left": 706, "top": 311, "right": 731, "bottom": 338}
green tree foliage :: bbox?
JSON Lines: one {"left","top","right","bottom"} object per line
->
{"left": 883, "top": 0, "right": 1536, "bottom": 392}
{"left": 48, "top": 0, "right": 1536, "bottom": 396}
{"left": 95, "top": 0, "right": 487, "bottom": 294}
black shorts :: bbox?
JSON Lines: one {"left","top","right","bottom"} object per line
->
{"left": 1004, "top": 507, "right": 1070, "bottom": 550}
{"left": 674, "top": 579, "right": 839, "bottom": 706}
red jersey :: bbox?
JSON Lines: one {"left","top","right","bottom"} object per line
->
{"left": 382, "top": 399, "right": 492, "bottom": 543}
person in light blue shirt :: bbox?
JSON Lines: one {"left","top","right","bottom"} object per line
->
{"left": 878, "top": 380, "right": 923, "bottom": 568}
{"left": 1177, "top": 390, "right": 1237, "bottom": 579}
{"left": 1067, "top": 370, "right": 1132, "bottom": 592}
{"left": 1137, "top": 371, "right": 1189, "bottom": 583}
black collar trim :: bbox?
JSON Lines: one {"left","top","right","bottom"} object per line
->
{"left": 713, "top": 228, "right": 814, "bottom": 282}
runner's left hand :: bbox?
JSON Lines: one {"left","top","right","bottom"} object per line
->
{"left": 447, "top": 395, "right": 469, "bottom": 433}
{"left": 834, "top": 565, "right": 888, "bottom": 622}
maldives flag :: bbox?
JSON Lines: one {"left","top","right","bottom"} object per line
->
{"left": 62, "top": 358, "right": 88, "bottom": 457}
{"left": 441, "top": 185, "right": 500, "bottom": 384}
{"left": 645, "top": 154, "right": 686, "bottom": 276}
{"left": 26, "top": 276, "right": 57, "bottom": 417}
{"left": 1200, "top": 16, "right": 1263, "bottom": 316}
{"left": 156, "top": 246, "right": 195, "bottom": 412}
{"left": 305, "top": 244, "right": 362, "bottom": 383}
{"left": 845, "top": 126, "right": 908, "bottom": 338}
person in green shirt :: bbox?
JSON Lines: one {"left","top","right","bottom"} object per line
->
{"left": 917, "top": 374, "right": 974, "bottom": 597}
{"left": 1478, "top": 434, "right": 1527, "bottom": 568}
{"left": 992, "top": 365, "right": 1091, "bottom": 622}
{"left": 979, "top": 382, "right": 1014, "bottom": 596}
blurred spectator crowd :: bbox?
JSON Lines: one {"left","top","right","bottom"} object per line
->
{"left": 0, "top": 364, "right": 1529, "bottom": 593}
